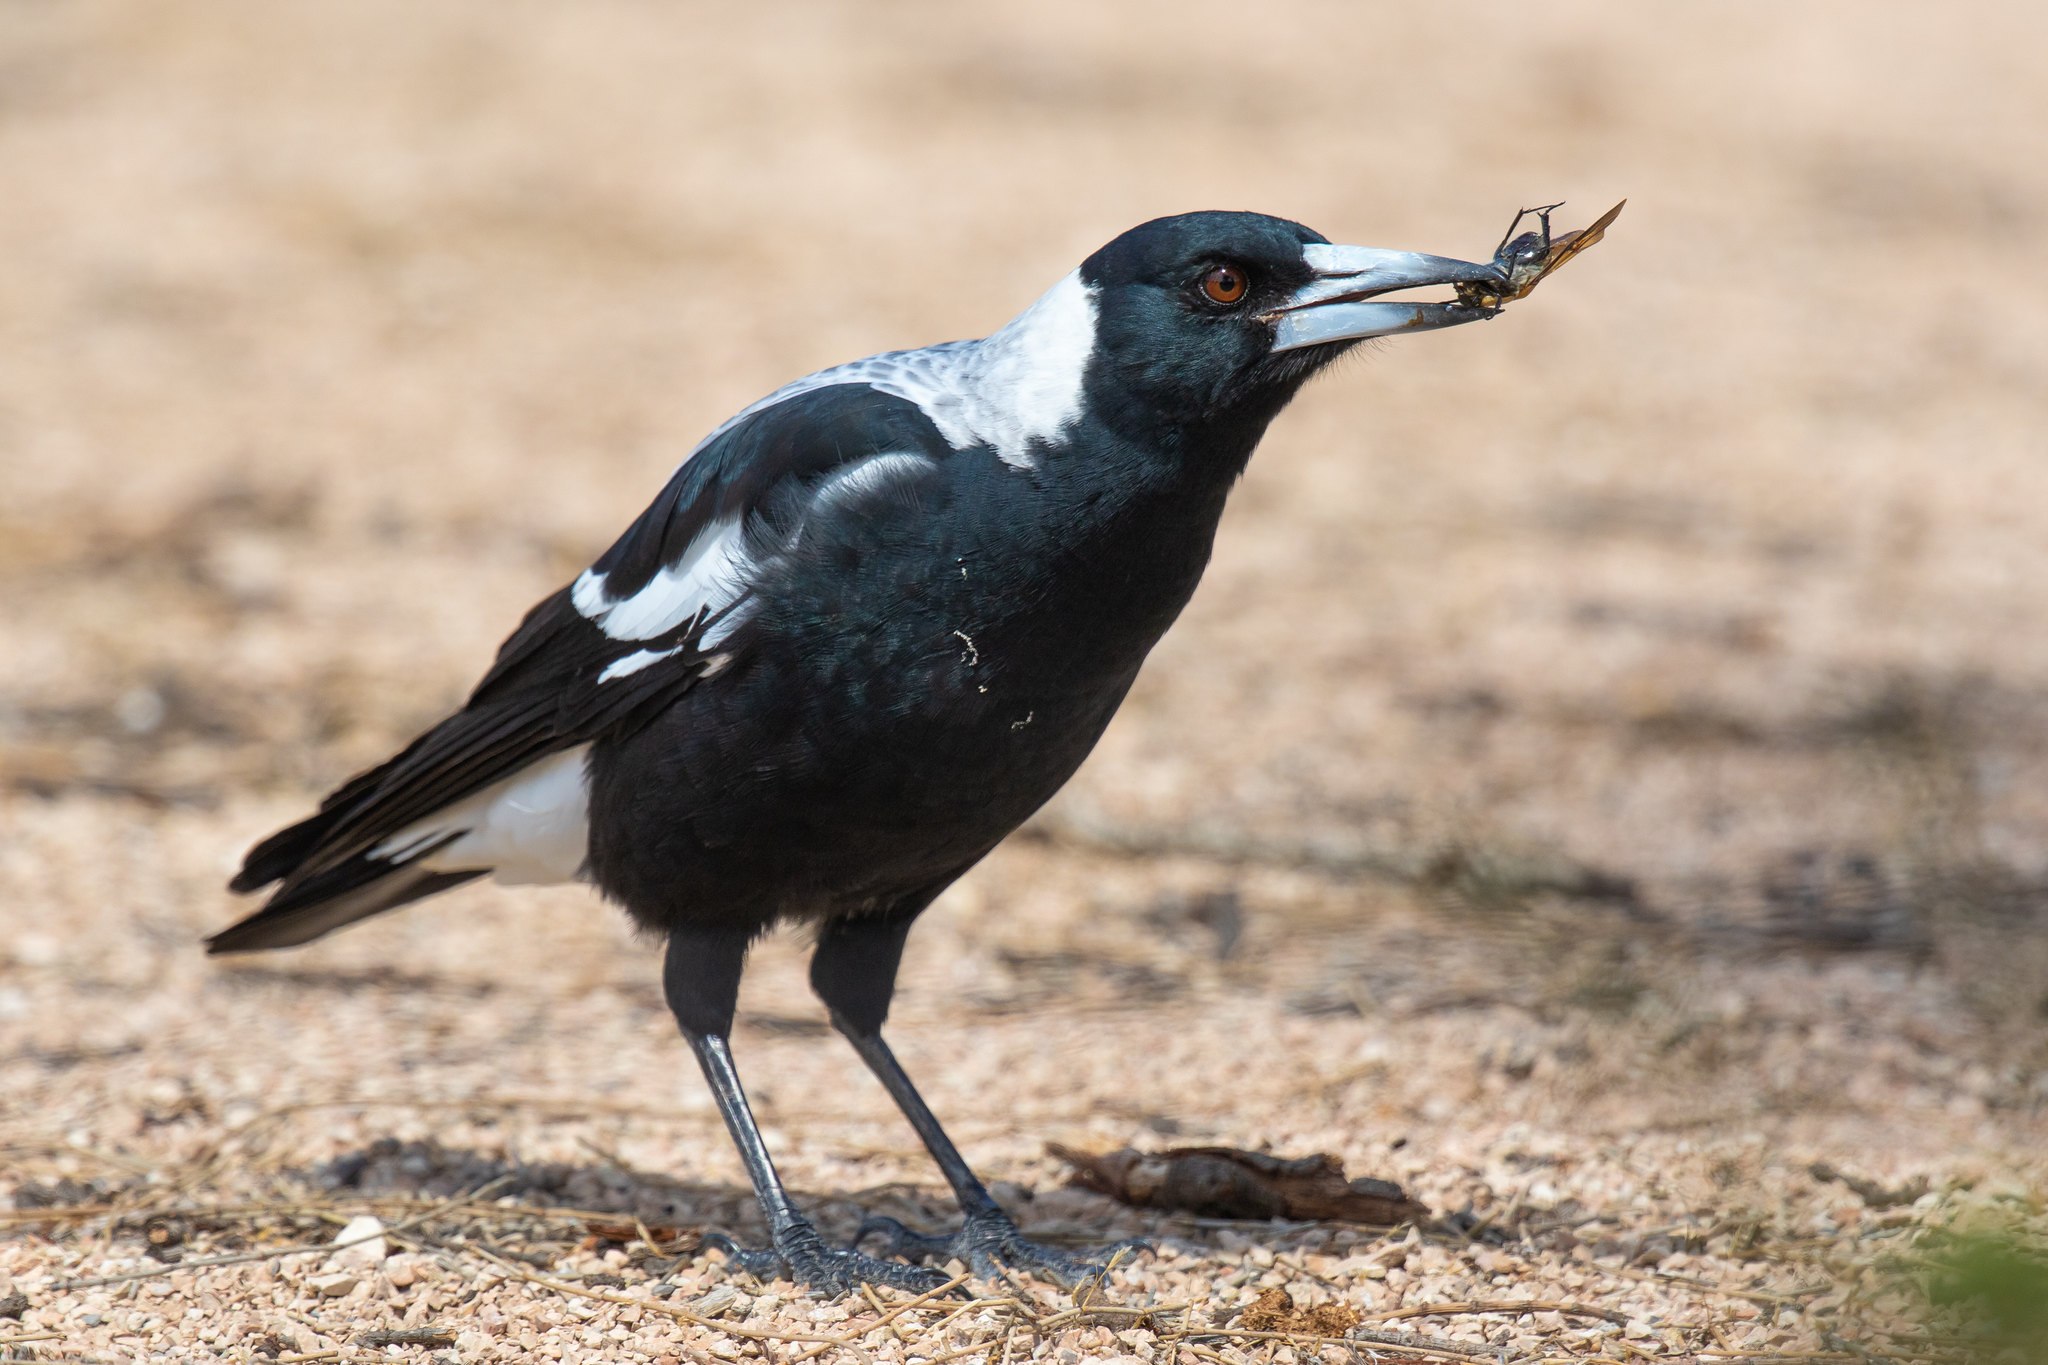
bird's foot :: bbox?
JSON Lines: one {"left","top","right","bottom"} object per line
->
{"left": 703, "top": 1223, "right": 960, "bottom": 1296}
{"left": 855, "top": 1208, "right": 1148, "bottom": 1287}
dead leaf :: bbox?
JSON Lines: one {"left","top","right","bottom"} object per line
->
{"left": 581, "top": 1220, "right": 682, "bottom": 1246}
{"left": 1237, "top": 1286, "right": 1361, "bottom": 1334}
{"left": 1047, "top": 1143, "right": 1427, "bottom": 1224}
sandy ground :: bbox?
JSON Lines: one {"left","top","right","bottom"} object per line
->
{"left": 4, "top": 3, "right": 2047, "bottom": 1362}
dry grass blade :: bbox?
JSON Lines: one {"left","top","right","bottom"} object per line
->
{"left": 455, "top": 1241, "right": 880, "bottom": 1363}
{"left": 1036, "top": 1299, "right": 1189, "bottom": 1330}
{"left": 923, "top": 1337, "right": 1009, "bottom": 1364}
{"left": 1367, "top": 1298, "right": 1632, "bottom": 1326}
{"left": 1696, "top": 1354, "right": 1863, "bottom": 1363}
{"left": 842, "top": 1272, "right": 977, "bottom": 1353}
{"left": 48, "top": 1175, "right": 513, "bottom": 1290}
{"left": 1189, "top": 1324, "right": 1493, "bottom": 1361}
{"left": 355, "top": 1326, "right": 458, "bottom": 1348}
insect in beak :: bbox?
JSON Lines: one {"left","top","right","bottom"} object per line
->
{"left": 1455, "top": 200, "right": 1626, "bottom": 310}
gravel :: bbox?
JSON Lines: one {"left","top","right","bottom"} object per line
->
{"left": 5, "top": 2, "right": 2046, "bottom": 1361}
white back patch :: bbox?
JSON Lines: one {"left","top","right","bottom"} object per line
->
{"left": 666, "top": 270, "right": 1099, "bottom": 474}
{"left": 380, "top": 745, "right": 593, "bottom": 886}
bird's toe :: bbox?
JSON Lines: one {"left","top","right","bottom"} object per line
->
{"left": 856, "top": 1208, "right": 1148, "bottom": 1287}
{"left": 705, "top": 1224, "right": 961, "bottom": 1297}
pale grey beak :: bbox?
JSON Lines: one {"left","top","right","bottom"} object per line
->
{"left": 1267, "top": 243, "right": 1506, "bottom": 352}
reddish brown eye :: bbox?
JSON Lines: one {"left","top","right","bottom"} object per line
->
{"left": 1201, "top": 264, "right": 1248, "bottom": 305}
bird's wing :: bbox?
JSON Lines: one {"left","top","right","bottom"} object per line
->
{"left": 216, "top": 381, "right": 956, "bottom": 948}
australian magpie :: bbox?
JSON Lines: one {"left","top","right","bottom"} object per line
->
{"left": 213, "top": 211, "right": 1512, "bottom": 1292}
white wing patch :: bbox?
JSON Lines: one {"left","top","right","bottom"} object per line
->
{"left": 574, "top": 452, "right": 932, "bottom": 662}
{"left": 374, "top": 745, "right": 592, "bottom": 887}
{"left": 573, "top": 516, "right": 753, "bottom": 644}
{"left": 569, "top": 270, "right": 1098, "bottom": 639}
{"left": 597, "top": 646, "right": 683, "bottom": 682}
{"left": 809, "top": 451, "right": 934, "bottom": 514}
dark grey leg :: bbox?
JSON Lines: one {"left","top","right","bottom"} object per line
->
{"left": 809, "top": 912, "right": 1147, "bottom": 1285}
{"left": 663, "top": 927, "right": 951, "bottom": 1294}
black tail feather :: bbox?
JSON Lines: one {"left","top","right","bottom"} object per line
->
{"left": 228, "top": 746, "right": 423, "bottom": 893}
{"left": 229, "top": 809, "right": 341, "bottom": 893}
{"left": 218, "top": 635, "right": 627, "bottom": 950}
{"left": 209, "top": 865, "right": 486, "bottom": 954}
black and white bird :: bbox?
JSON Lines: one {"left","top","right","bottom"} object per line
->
{"left": 214, "top": 211, "right": 1510, "bottom": 1292}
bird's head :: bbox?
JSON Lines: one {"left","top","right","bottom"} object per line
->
{"left": 1071, "top": 209, "right": 1504, "bottom": 443}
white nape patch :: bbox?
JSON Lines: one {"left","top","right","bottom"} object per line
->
{"left": 665, "top": 270, "right": 1099, "bottom": 476}
{"left": 942, "top": 269, "right": 1097, "bottom": 469}
{"left": 577, "top": 516, "right": 752, "bottom": 642}
{"left": 375, "top": 746, "right": 592, "bottom": 887}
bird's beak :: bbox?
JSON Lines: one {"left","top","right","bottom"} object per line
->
{"left": 1266, "top": 243, "right": 1506, "bottom": 352}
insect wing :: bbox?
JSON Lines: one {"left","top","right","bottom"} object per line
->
{"left": 1535, "top": 200, "right": 1625, "bottom": 283}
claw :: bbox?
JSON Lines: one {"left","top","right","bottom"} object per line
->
{"left": 853, "top": 1208, "right": 1150, "bottom": 1288}
{"left": 1090, "top": 1237, "right": 1154, "bottom": 1269}
{"left": 699, "top": 1230, "right": 787, "bottom": 1279}
{"left": 702, "top": 1223, "right": 961, "bottom": 1296}
{"left": 851, "top": 1214, "right": 953, "bottom": 1261}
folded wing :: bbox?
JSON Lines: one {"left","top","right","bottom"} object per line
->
{"left": 212, "top": 383, "right": 953, "bottom": 951}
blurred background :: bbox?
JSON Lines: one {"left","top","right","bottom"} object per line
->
{"left": 3, "top": 2, "right": 2045, "bottom": 1359}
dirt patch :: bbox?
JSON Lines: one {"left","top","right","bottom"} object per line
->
{"left": 4, "top": 2, "right": 2046, "bottom": 1362}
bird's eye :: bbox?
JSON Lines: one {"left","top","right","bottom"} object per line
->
{"left": 1200, "top": 264, "right": 1249, "bottom": 305}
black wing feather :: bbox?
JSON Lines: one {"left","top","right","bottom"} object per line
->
{"left": 220, "top": 383, "right": 954, "bottom": 943}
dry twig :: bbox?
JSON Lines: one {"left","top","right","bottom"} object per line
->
{"left": 49, "top": 1175, "right": 513, "bottom": 1290}
{"left": 1367, "top": 1298, "right": 1631, "bottom": 1326}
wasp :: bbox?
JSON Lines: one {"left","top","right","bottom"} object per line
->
{"left": 1456, "top": 199, "right": 1624, "bottom": 310}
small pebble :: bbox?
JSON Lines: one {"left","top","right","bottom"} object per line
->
{"left": 326, "top": 1215, "right": 387, "bottom": 1268}
{"left": 689, "top": 1285, "right": 746, "bottom": 1319}
{"left": 311, "top": 1273, "right": 358, "bottom": 1298}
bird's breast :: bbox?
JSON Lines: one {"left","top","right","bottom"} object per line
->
{"left": 584, "top": 454, "right": 1233, "bottom": 930}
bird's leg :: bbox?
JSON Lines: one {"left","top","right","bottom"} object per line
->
{"left": 663, "top": 928, "right": 952, "bottom": 1295}
{"left": 836, "top": 1025, "right": 1149, "bottom": 1285}
{"left": 809, "top": 913, "right": 1147, "bottom": 1286}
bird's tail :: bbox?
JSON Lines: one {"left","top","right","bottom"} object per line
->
{"left": 214, "top": 735, "right": 591, "bottom": 954}
{"left": 208, "top": 860, "right": 484, "bottom": 954}
{"left": 211, "top": 757, "right": 483, "bottom": 954}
